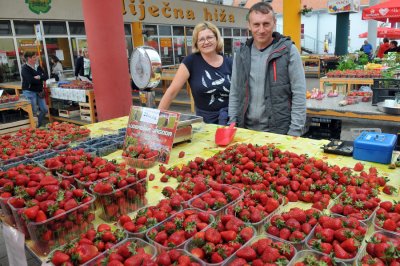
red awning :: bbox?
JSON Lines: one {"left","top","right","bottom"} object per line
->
{"left": 362, "top": 0, "right": 400, "bottom": 23}
{"left": 358, "top": 27, "right": 400, "bottom": 39}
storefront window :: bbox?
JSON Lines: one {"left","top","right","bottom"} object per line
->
{"left": 173, "top": 26, "right": 184, "bottom": 36}
{"left": 0, "top": 38, "right": 19, "bottom": 82}
{"left": 143, "top": 24, "right": 158, "bottom": 36}
{"left": 186, "top": 26, "right": 194, "bottom": 37}
{"left": 69, "top": 22, "right": 85, "bottom": 35}
{"left": 233, "top": 28, "right": 241, "bottom": 37}
{"left": 126, "top": 37, "right": 133, "bottom": 58}
{"left": 224, "top": 38, "right": 233, "bottom": 57}
{"left": 159, "top": 37, "right": 174, "bottom": 66}
{"left": 0, "top": 20, "right": 12, "bottom": 36}
{"left": 223, "top": 28, "right": 232, "bottom": 37}
{"left": 43, "top": 21, "right": 67, "bottom": 35}
{"left": 17, "top": 38, "right": 47, "bottom": 73}
{"left": 46, "top": 38, "right": 73, "bottom": 71}
{"left": 173, "top": 37, "right": 186, "bottom": 64}
{"left": 124, "top": 24, "right": 131, "bottom": 35}
{"left": 159, "top": 25, "right": 171, "bottom": 36}
{"left": 14, "top": 20, "right": 36, "bottom": 35}
{"left": 241, "top": 29, "right": 249, "bottom": 37}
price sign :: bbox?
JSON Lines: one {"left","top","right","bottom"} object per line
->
{"left": 140, "top": 107, "right": 160, "bottom": 124}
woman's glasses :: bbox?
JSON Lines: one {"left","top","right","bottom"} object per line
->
{"left": 198, "top": 35, "right": 216, "bottom": 45}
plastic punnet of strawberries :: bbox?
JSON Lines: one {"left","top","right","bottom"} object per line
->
{"left": 229, "top": 236, "right": 296, "bottom": 265}
{"left": 374, "top": 201, "right": 400, "bottom": 234}
{"left": 265, "top": 207, "right": 321, "bottom": 244}
{"left": 122, "top": 144, "right": 159, "bottom": 168}
{"left": 360, "top": 231, "right": 400, "bottom": 265}
{"left": 50, "top": 223, "right": 125, "bottom": 266}
{"left": 186, "top": 214, "right": 255, "bottom": 264}
{"left": 307, "top": 215, "right": 367, "bottom": 260}
{"left": 118, "top": 198, "right": 182, "bottom": 236}
{"left": 146, "top": 209, "right": 214, "bottom": 251}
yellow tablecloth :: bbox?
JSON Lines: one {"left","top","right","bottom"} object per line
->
{"left": 85, "top": 116, "right": 400, "bottom": 205}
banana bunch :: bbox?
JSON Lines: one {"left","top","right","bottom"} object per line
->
{"left": 364, "top": 63, "right": 383, "bottom": 70}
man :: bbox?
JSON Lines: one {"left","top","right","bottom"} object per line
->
{"left": 75, "top": 48, "right": 91, "bottom": 80}
{"left": 360, "top": 40, "right": 373, "bottom": 59}
{"left": 21, "top": 52, "right": 48, "bottom": 127}
{"left": 376, "top": 38, "right": 390, "bottom": 58}
{"left": 384, "top": 40, "right": 398, "bottom": 54}
{"left": 228, "top": 2, "right": 306, "bottom": 136}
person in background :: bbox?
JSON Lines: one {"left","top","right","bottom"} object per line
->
{"left": 158, "top": 21, "right": 232, "bottom": 125}
{"left": 376, "top": 38, "right": 390, "bottom": 58}
{"left": 384, "top": 40, "right": 398, "bottom": 54}
{"left": 21, "top": 51, "right": 48, "bottom": 128}
{"left": 360, "top": 40, "right": 373, "bottom": 59}
{"left": 49, "top": 55, "right": 63, "bottom": 81}
{"left": 75, "top": 48, "right": 91, "bottom": 80}
{"left": 228, "top": 2, "right": 306, "bottom": 136}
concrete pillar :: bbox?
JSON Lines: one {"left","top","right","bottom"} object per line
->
{"left": 367, "top": 0, "right": 379, "bottom": 51}
{"left": 335, "top": 12, "right": 350, "bottom": 55}
{"left": 283, "top": 0, "right": 301, "bottom": 51}
{"left": 81, "top": 0, "right": 132, "bottom": 121}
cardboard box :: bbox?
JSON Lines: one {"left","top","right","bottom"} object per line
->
{"left": 59, "top": 109, "right": 80, "bottom": 118}
{"left": 353, "top": 132, "right": 397, "bottom": 164}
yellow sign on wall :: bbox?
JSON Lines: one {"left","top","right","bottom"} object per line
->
{"left": 160, "top": 38, "right": 172, "bottom": 48}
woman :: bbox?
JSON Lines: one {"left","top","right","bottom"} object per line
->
{"left": 21, "top": 51, "right": 48, "bottom": 128}
{"left": 49, "top": 55, "right": 63, "bottom": 81}
{"left": 158, "top": 22, "right": 232, "bottom": 125}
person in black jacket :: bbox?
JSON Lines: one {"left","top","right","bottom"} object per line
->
{"left": 74, "top": 48, "right": 91, "bottom": 80}
{"left": 21, "top": 51, "right": 48, "bottom": 127}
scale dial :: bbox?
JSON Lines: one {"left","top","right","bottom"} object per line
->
{"left": 130, "top": 46, "right": 162, "bottom": 90}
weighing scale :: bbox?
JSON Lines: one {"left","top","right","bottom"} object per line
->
{"left": 129, "top": 46, "right": 203, "bottom": 144}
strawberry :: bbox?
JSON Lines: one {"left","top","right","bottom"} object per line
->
{"left": 340, "top": 238, "right": 359, "bottom": 253}
{"left": 239, "top": 227, "right": 254, "bottom": 242}
{"left": 191, "top": 247, "right": 205, "bottom": 259}
{"left": 178, "top": 151, "right": 185, "bottom": 158}
{"left": 220, "top": 230, "right": 237, "bottom": 242}
{"left": 354, "top": 162, "right": 364, "bottom": 172}
{"left": 236, "top": 246, "right": 257, "bottom": 261}
{"left": 382, "top": 185, "right": 397, "bottom": 195}
{"left": 23, "top": 205, "right": 39, "bottom": 220}
{"left": 333, "top": 242, "right": 351, "bottom": 259}
{"left": 205, "top": 228, "right": 221, "bottom": 244}
{"left": 51, "top": 250, "right": 70, "bottom": 266}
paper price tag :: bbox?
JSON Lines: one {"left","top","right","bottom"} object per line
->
{"left": 140, "top": 107, "right": 160, "bottom": 124}
{"left": 0, "top": 89, "right": 3, "bottom": 97}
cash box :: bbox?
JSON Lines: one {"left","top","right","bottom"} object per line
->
{"left": 353, "top": 132, "right": 397, "bottom": 164}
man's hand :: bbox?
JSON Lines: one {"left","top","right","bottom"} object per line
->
{"left": 34, "top": 75, "right": 40, "bottom": 79}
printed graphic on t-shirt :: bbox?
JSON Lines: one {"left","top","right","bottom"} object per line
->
{"left": 201, "top": 70, "right": 231, "bottom": 106}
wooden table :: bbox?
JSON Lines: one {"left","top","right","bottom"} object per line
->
{"left": 0, "top": 100, "right": 36, "bottom": 133}
{"left": 306, "top": 97, "right": 400, "bottom": 123}
{"left": 319, "top": 77, "right": 374, "bottom": 93}
{"left": 0, "top": 81, "right": 22, "bottom": 95}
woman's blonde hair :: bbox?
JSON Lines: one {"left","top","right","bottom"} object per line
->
{"left": 192, "top": 22, "right": 224, "bottom": 54}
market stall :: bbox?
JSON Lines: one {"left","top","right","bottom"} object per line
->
{"left": 0, "top": 96, "right": 36, "bottom": 134}
{"left": 0, "top": 115, "right": 399, "bottom": 265}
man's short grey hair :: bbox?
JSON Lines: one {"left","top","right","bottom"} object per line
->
{"left": 247, "top": 2, "right": 276, "bottom": 21}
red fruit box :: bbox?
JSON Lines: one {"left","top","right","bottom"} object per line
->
{"left": 26, "top": 194, "right": 96, "bottom": 256}
{"left": 225, "top": 192, "right": 284, "bottom": 234}
{"left": 264, "top": 207, "right": 322, "bottom": 251}
{"left": 305, "top": 214, "right": 367, "bottom": 264}
{"left": 119, "top": 202, "right": 182, "bottom": 239}
{"left": 287, "top": 250, "right": 346, "bottom": 266}
{"left": 122, "top": 153, "right": 158, "bottom": 169}
{"left": 83, "top": 237, "right": 157, "bottom": 266}
{"left": 91, "top": 178, "right": 148, "bottom": 222}
{"left": 355, "top": 230, "right": 400, "bottom": 266}
{"left": 224, "top": 234, "right": 297, "bottom": 266}
{"left": 146, "top": 208, "right": 215, "bottom": 254}
{"left": 188, "top": 184, "right": 244, "bottom": 217}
